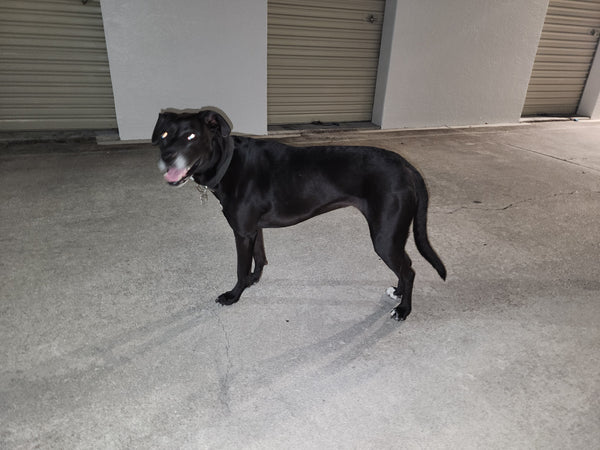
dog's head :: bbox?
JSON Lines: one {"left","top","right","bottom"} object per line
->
{"left": 152, "top": 110, "right": 232, "bottom": 186}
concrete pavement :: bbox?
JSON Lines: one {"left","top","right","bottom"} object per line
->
{"left": 1, "top": 121, "right": 599, "bottom": 448}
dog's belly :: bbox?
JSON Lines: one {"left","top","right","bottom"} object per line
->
{"left": 256, "top": 197, "right": 358, "bottom": 228}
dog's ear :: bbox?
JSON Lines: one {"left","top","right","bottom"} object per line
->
{"left": 203, "top": 111, "right": 231, "bottom": 138}
{"left": 152, "top": 113, "right": 172, "bottom": 145}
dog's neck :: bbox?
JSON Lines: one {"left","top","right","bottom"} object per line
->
{"left": 192, "top": 136, "right": 234, "bottom": 189}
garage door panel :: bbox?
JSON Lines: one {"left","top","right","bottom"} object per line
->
{"left": 0, "top": 0, "right": 117, "bottom": 131}
{"left": 270, "top": 0, "right": 385, "bottom": 15}
{"left": 268, "top": 0, "right": 385, "bottom": 125}
{"left": 269, "top": 13, "right": 382, "bottom": 31}
{"left": 523, "top": 0, "right": 600, "bottom": 116}
{"left": 268, "top": 34, "right": 382, "bottom": 51}
{"left": 550, "top": 0, "right": 600, "bottom": 12}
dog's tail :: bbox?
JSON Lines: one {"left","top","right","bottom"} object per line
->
{"left": 413, "top": 174, "right": 447, "bottom": 280}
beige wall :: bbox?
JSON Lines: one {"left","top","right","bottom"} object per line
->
{"left": 578, "top": 50, "right": 600, "bottom": 119}
{"left": 101, "top": 0, "right": 267, "bottom": 140}
{"left": 373, "top": 0, "right": 550, "bottom": 129}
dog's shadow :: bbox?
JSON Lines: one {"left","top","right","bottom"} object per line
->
{"left": 9, "top": 282, "right": 401, "bottom": 427}
{"left": 203, "top": 289, "right": 402, "bottom": 414}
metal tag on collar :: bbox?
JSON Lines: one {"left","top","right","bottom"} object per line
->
{"left": 195, "top": 184, "right": 209, "bottom": 205}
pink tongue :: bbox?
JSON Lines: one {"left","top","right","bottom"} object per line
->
{"left": 164, "top": 167, "right": 187, "bottom": 183}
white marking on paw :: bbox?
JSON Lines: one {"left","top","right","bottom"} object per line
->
{"left": 386, "top": 287, "right": 399, "bottom": 300}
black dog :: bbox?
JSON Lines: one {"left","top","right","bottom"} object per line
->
{"left": 152, "top": 110, "right": 446, "bottom": 320}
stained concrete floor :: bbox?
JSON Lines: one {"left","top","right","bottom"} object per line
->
{"left": 1, "top": 121, "right": 599, "bottom": 449}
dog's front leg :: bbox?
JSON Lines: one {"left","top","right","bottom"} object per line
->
{"left": 248, "top": 228, "right": 267, "bottom": 285}
{"left": 216, "top": 231, "right": 255, "bottom": 305}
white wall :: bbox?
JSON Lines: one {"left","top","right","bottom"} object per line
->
{"left": 578, "top": 51, "right": 600, "bottom": 119}
{"left": 101, "top": 0, "right": 267, "bottom": 140}
{"left": 373, "top": 0, "right": 550, "bottom": 129}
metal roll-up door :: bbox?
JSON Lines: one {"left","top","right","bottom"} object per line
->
{"left": 267, "top": 0, "right": 385, "bottom": 125}
{"left": 522, "top": 0, "right": 600, "bottom": 116}
{"left": 0, "top": 0, "right": 117, "bottom": 131}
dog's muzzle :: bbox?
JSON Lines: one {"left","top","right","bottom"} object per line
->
{"left": 158, "top": 156, "right": 194, "bottom": 186}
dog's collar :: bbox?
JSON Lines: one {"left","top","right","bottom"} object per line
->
{"left": 192, "top": 136, "right": 234, "bottom": 190}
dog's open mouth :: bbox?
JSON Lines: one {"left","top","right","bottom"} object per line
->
{"left": 162, "top": 160, "right": 202, "bottom": 186}
{"left": 164, "top": 167, "right": 190, "bottom": 185}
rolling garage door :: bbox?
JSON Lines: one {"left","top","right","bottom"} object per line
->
{"left": 522, "top": 0, "right": 600, "bottom": 116}
{"left": 267, "top": 0, "right": 386, "bottom": 125}
{"left": 0, "top": 0, "right": 117, "bottom": 131}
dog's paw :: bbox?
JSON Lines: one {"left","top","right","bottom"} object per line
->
{"left": 386, "top": 287, "right": 399, "bottom": 300}
{"left": 216, "top": 291, "right": 240, "bottom": 306}
{"left": 390, "top": 304, "right": 410, "bottom": 321}
{"left": 246, "top": 271, "right": 262, "bottom": 287}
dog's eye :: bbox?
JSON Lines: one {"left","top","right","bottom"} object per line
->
{"left": 187, "top": 133, "right": 196, "bottom": 141}
{"left": 161, "top": 131, "right": 168, "bottom": 139}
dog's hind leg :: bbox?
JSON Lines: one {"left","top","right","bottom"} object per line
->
{"left": 376, "top": 241, "right": 415, "bottom": 321}
{"left": 387, "top": 252, "right": 415, "bottom": 321}
{"left": 248, "top": 228, "right": 268, "bottom": 285}
{"left": 365, "top": 197, "right": 416, "bottom": 321}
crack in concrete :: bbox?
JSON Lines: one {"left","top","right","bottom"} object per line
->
{"left": 439, "top": 190, "right": 599, "bottom": 215}
{"left": 452, "top": 126, "right": 600, "bottom": 174}
{"left": 501, "top": 142, "right": 600, "bottom": 174}
{"left": 211, "top": 308, "right": 233, "bottom": 414}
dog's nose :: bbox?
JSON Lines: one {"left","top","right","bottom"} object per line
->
{"left": 161, "top": 150, "right": 178, "bottom": 165}
{"left": 160, "top": 153, "right": 188, "bottom": 170}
